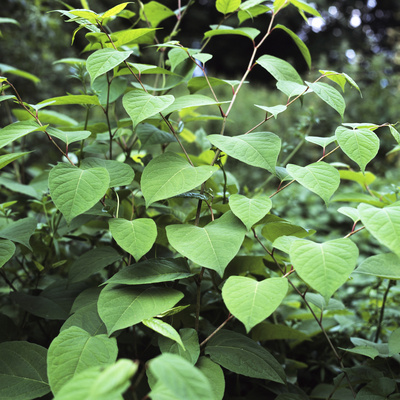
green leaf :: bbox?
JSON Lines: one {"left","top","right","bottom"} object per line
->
{"left": 0, "top": 341, "right": 50, "bottom": 400}
{"left": 342, "top": 346, "right": 379, "bottom": 360}
{"left": 143, "top": 318, "right": 185, "bottom": 349}
{"left": 86, "top": 48, "right": 132, "bottom": 83}
{"left": 102, "top": 2, "right": 132, "bottom": 20}
{"left": 68, "top": 247, "right": 122, "bottom": 283}
{"left": 47, "top": 128, "right": 91, "bottom": 145}
{"left": 358, "top": 204, "right": 400, "bottom": 257}
{"left": 196, "top": 357, "right": 225, "bottom": 400}
{"left": 238, "top": 4, "right": 271, "bottom": 24}
{"left": 166, "top": 211, "right": 247, "bottom": 276}
{"left": 122, "top": 90, "right": 174, "bottom": 128}
{"left": 204, "top": 27, "right": 260, "bottom": 41}
{"left": 339, "top": 169, "right": 376, "bottom": 189}
{"left": 389, "top": 328, "right": 400, "bottom": 355}
{"left": 104, "top": 258, "right": 192, "bottom": 285}
{"left": 109, "top": 218, "right": 157, "bottom": 261}
{"left": 256, "top": 55, "right": 303, "bottom": 84}
{"left": 140, "top": 1, "right": 175, "bottom": 27}
{"left": 208, "top": 132, "right": 281, "bottom": 173}
{"left": 290, "top": 0, "right": 322, "bottom": 18}
{"left": 222, "top": 276, "right": 288, "bottom": 332}
{"left": 141, "top": 152, "right": 217, "bottom": 206}
{"left": 355, "top": 253, "right": 400, "bottom": 280}
{"left": 286, "top": 162, "right": 340, "bottom": 204}
{"left": 229, "top": 194, "right": 272, "bottom": 230}
{"left": 80, "top": 158, "right": 135, "bottom": 187}
{"left": 37, "top": 95, "right": 101, "bottom": 107}
{"left": 337, "top": 206, "right": 360, "bottom": 223}
{"left": 205, "top": 330, "right": 285, "bottom": 382}
{"left": 320, "top": 70, "right": 347, "bottom": 92}
{"left": 306, "top": 81, "right": 346, "bottom": 118}
{"left": 49, "top": 164, "right": 110, "bottom": 224}
{"left": 254, "top": 104, "right": 287, "bottom": 118}
{"left": 98, "top": 285, "right": 184, "bottom": 335}
{"left": 276, "top": 80, "right": 308, "bottom": 97}
{"left": 251, "top": 321, "right": 309, "bottom": 342}
{"left": 305, "top": 135, "right": 336, "bottom": 148}
{"left": 0, "top": 121, "right": 47, "bottom": 149}
{"left": 53, "top": 359, "right": 137, "bottom": 400}
{"left": 149, "top": 353, "right": 214, "bottom": 400}
{"left": 0, "top": 17, "right": 20, "bottom": 25}
{"left": 0, "top": 63, "right": 40, "bottom": 83}
{"left": 159, "top": 328, "right": 199, "bottom": 364}
{"left": 161, "top": 94, "right": 228, "bottom": 115}
{"left": 187, "top": 77, "right": 234, "bottom": 94}
{"left": 0, "top": 239, "right": 15, "bottom": 268}
{"left": 389, "top": 125, "right": 400, "bottom": 144}
{"left": 136, "top": 123, "right": 176, "bottom": 146}
{"left": 47, "top": 326, "right": 118, "bottom": 394}
{"left": 290, "top": 238, "right": 359, "bottom": 302}
{"left": 216, "top": 0, "right": 241, "bottom": 14}
{"left": 335, "top": 126, "right": 379, "bottom": 172}
{"left": 0, "top": 217, "right": 37, "bottom": 250}
{"left": 274, "top": 24, "right": 311, "bottom": 69}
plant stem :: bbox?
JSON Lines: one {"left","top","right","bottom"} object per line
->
{"left": 374, "top": 279, "right": 394, "bottom": 343}
{"left": 200, "top": 313, "right": 234, "bottom": 347}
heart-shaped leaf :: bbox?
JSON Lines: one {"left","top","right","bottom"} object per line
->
{"left": 229, "top": 194, "right": 272, "bottom": 230}
{"left": 141, "top": 152, "right": 217, "bottom": 206}
{"left": 290, "top": 238, "right": 359, "bottom": 302}
{"left": 49, "top": 163, "right": 110, "bottom": 224}
{"left": 166, "top": 211, "right": 246, "bottom": 276}
{"left": 358, "top": 204, "right": 400, "bottom": 257}
{"left": 355, "top": 253, "right": 400, "bottom": 280}
{"left": 109, "top": 218, "right": 157, "bottom": 262}
{"left": 286, "top": 162, "right": 340, "bottom": 204}
{"left": 335, "top": 126, "right": 379, "bottom": 172}
{"left": 256, "top": 55, "right": 303, "bottom": 84}
{"left": 222, "top": 276, "right": 288, "bottom": 332}
{"left": 122, "top": 90, "right": 174, "bottom": 128}
{"left": 208, "top": 132, "right": 281, "bottom": 174}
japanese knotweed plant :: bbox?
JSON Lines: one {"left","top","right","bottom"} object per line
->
{"left": 0, "top": 1, "right": 400, "bottom": 399}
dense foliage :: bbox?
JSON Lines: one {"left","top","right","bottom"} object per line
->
{"left": 1, "top": 1, "right": 400, "bottom": 399}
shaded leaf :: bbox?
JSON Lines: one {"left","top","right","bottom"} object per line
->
{"left": 159, "top": 328, "right": 200, "bottom": 363}
{"left": 0, "top": 239, "right": 15, "bottom": 268}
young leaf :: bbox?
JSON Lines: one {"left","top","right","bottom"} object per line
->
{"left": 48, "top": 164, "right": 110, "bottom": 224}
{"left": 159, "top": 328, "right": 199, "bottom": 364}
{"left": 53, "top": 359, "right": 137, "bottom": 400}
{"left": 143, "top": 318, "right": 185, "bottom": 350}
{"left": 166, "top": 211, "right": 247, "bottom": 277}
{"left": 109, "top": 218, "right": 157, "bottom": 262}
{"left": 103, "top": 258, "right": 192, "bottom": 285}
{"left": 216, "top": 0, "right": 241, "bottom": 14}
{"left": 335, "top": 126, "right": 379, "bottom": 172}
{"left": 0, "top": 239, "right": 15, "bottom": 268}
{"left": 290, "top": 0, "right": 322, "bottom": 18}
{"left": 358, "top": 204, "right": 400, "bottom": 257}
{"left": 0, "top": 121, "right": 47, "bottom": 149}
{"left": 256, "top": 55, "right": 303, "bottom": 84}
{"left": 274, "top": 24, "right": 311, "bottom": 69}
{"left": 98, "top": 285, "right": 184, "bottom": 335}
{"left": 286, "top": 162, "right": 340, "bottom": 204}
{"left": 389, "top": 125, "right": 400, "bottom": 144}
{"left": 355, "top": 253, "right": 400, "bottom": 280}
{"left": 290, "top": 238, "right": 359, "bottom": 302}
{"left": 101, "top": 2, "right": 132, "bottom": 20}
{"left": 229, "top": 193, "right": 272, "bottom": 230}
{"left": 122, "top": 90, "right": 174, "bottom": 128}
{"left": 208, "top": 132, "right": 281, "bottom": 174}
{"left": 141, "top": 152, "right": 217, "bottom": 207}
{"left": 222, "top": 276, "right": 288, "bottom": 332}
{"left": 205, "top": 330, "right": 285, "bottom": 383}
{"left": 86, "top": 48, "right": 132, "bottom": 83}
{"left": 306, "top": 81, "right": 346, "bottom": 118}
{"left": 0, "top": 341, "right": 50, "bottom": 400}
{"left": 140, "top": 1, "right": 175, "bottom": 27}
{"left": 149, "top": 353, "right": 214, "bottom": 400}
{"left": 238, "top": 4, "right": 271, "bottom": 24}
{"left": 47, "top": 326, "right": 118, "bottom": 394}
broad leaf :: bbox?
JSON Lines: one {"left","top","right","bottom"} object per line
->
{"left": 0, "top": 152, "right": 31, "bottom": 170}
{"left": 196, "top": 357, "right": 225, "bottom": 400}
{"left": 337, "top": 206, "right": 360, "bottom": 223}
{"left": 0, "top": 239, "right": 15, "bottom": 268}
{"left": 47, "top": 128, "right": 91, "bottom": 145}
{"left": 204, "top": 27, "right": 260, "bottom": 41}
{"left": 305, "top": 136, "right": 336, "bottom": 148}
{"left": 104, "top": 258, "right": 192, "bottom": 285}
{"left": 205, "top": 330, "right": 285, "bottom": 382}
{"left": 335, "top": 126, "right": 379, "bottom": 172}
{"left": 355, "top": 253, "right": 400, "bottom": 280}
{"left": 208, "top": 132, "right": 281, "bottom": 173}
{"left": 222, "top": 276, "right": 288, "bottom": 332}
{"left": 216, "top": 0, "right": 241, "bottom": 14}
{"left": 254, "top": 104, "right": 287, "bottom": 118}
{"left": 109, "top": 218, "right": 157, "bottom": 262}
{"left": 0, "top": 341, "right": 49, "bottom": 400}
{"left": 102, "top": 2, "right": 132, "bottom": 20}
{"left": 256, "top": 55, "right": 303, "bottom": 84}
{"left": 358, "top": 204, "right": 400, "bottom": 257}
{"left": 143, "top": 318, "right": 185, "bottom": 349}
{"left": 276, "top": 80, "right": 308, "bottom": 97}
{"left": 37, "top": 95, "right": 101, "bottom": 107}
{"left": 149, "top": 353, "right": 213, "bottom": 400}
{"left": 166, "top": 211, "right": 247, "bottom": 276}
{"left": 86, "top": 48, "right": 132, "bottom": 83}
{"left": 80, "top": 158, "right": 135, "bottom": 187}
{"left": 0, "top": 121, "right": 47, "bottom": 149}
{"left": 159, "top": 328, "right": 199, "bottom": 364}
{"left": 141, "top": 1, "right": 174, "bottom": 27}
{"left": 290, "top": 238, "right": 359, "bottom": 301}
{"left": 47, "top": 326, "right": 118, "bottom": 394}
{"left": 306, "top": 81, "right": 346, "bottom": 118}
{"left": 136, "top": 123, "right": 176, "bottom": 146}
{"left": 229, "top": 194, "right": 272, "bottom": 230}
{"left": 98, "top": 285, "right": 184, "bottom": 335}
{"left": 161, "top": 94, "right": 228, "bottom": 115}
{"left": 53, "top": 359, "right": 137, "bottom": 400}
{"left": 286, "top": 162, "right": 340, "bottom": 204}
{"left": 141, "top": 152, "right": 217, "bottom": 206}
{"left": 122, "top": 90, "right": 174, "bottom": 128}
{"left": 0, "top": 217, "right": 37, "bottom": 250}
{"left": 48, "top": 163, "right": 110, "bottom": 224}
